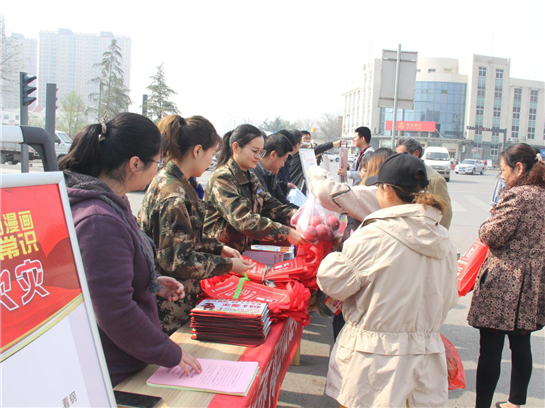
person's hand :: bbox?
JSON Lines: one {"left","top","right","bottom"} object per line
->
{"left": 178, "top": 348, "right": 202, "bottom": 375}
{"left": 287, "top": 183, "right": 296, "bottom": 190}
{"left": 338, "top": 168, "right": 347, "bottom": 177}
{"left": 157, "top": 277, "right": 185, "bottom": 301}
{"left": 222, "top": 245, "right": 242, "bottom": 259}
{"left": 333, "top": 140, "right": 342, "bottom": 147}
{"left": 231, "top": 258, "right": 255, "bottom": 274}
{"left": 287, "top": 228, "right": 307, "bottom": 246}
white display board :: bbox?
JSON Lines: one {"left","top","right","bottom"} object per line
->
{"left": 0, "top": 172, "right": 115, "bottom": 407}
{"left": 298, "top": 148, "right": 318, "bottom": 191}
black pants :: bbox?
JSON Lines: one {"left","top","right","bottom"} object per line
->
{"left": 476, "top": 329, "right": 533, "bottom": 408}
{"left": 332, "top": 311, "right": 345, "bottom": 341}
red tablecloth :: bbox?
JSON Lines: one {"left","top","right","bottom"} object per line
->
{"left": 208, "top": 318, "right": 303, "bottom": 408}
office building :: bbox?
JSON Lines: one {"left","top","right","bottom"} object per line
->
{"left": 342, "top": 54, "right": 544, "bottom": 162}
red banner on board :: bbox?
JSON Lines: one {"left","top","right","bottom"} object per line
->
{"left": 1, "top": 184, "right": 82, "bottom": 352}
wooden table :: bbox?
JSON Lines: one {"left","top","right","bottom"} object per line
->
{"left": 115, "top": 318, "right": 302, "bottom": 408}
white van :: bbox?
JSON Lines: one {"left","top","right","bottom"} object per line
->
{"left": 423, "top": 146, "right": 451, "bottom": 182}
{"left": 54, "top": 131, "right": 72, "bottom": 161}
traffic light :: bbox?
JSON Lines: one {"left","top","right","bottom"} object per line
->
{"left": 20, "top": 72, "right": 37, "bottom": 107}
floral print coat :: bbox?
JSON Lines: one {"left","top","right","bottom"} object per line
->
{"left": 468, "top": 185, "right": 545, "bottom": 332}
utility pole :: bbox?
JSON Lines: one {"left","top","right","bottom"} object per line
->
{"left": 45, "top": 83, "right": 58, "bottom": 140}
{"left": 391, "top": 44, "right": 402, "bottom": 149}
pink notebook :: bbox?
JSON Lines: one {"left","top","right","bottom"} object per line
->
{"left": 146, "top": 359, "right": 259, "bottom": 396}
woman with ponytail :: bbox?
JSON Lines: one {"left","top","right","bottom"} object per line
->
{"left": 468, "top": 143, "right": 545, "bottom": 408}
{"left": 317, "top": 153, "right": 458, "bottom": 408}
{"left": 204, "top": 124, "right": 305, "bottom": 252}
{"left": 59, "top": 113, "right": 202, "bottom": 386}
{"left": 138, "top": 115, "right": 254, "bottom": 335}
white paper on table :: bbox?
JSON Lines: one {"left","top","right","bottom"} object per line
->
{"left": 147, "top": 359, "right": 259, "bottom": 396}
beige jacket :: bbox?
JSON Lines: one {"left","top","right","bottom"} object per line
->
{"left": 317, "top": 204, "right": 458, "bottom": 406}
{"left": 307, "top": 166, "right": 380, "bottom": 221}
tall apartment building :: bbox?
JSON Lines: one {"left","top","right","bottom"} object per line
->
{"left": 1, "top": 30, "right": 38, "bottom": 116}
{"left": 38, "top": 29, "right": 131, "bottom": 111}
{"left": 342, "top": 54, "right": 544, "bottom": 162}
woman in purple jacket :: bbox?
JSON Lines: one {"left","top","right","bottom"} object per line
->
{"left": 59, "top": 113, "right": 202, "bottom": 386}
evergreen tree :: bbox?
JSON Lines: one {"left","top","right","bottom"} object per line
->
{"left": 260, "top": 116, "right": 292, "bottom": 132}
{"left": 88, "top": 39, "right": 131, "bottom": 117}
{"left": 146, "top": 64, "right": 179, "bottom": 121}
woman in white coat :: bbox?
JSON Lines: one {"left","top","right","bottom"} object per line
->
{"left": 317, "top": 153, "right": 458, "bottom": 408}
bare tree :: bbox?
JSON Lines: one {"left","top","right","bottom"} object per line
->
{"left": 292, "top": 113, "right": 342, "bottom": 142}
{"left": 0, "top": 15, "right": 21, "bottom": 92}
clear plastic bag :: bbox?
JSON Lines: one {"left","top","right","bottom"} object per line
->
{"left": 291, "top": 194, "right": 340, "bottom": 243}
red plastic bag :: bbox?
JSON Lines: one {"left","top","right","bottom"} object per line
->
{"left": 291, "top": 194, "right": 340, "bottom": 243}
{"left": 457, "top": 240, "right": 489, "bottom": 297}
{"left": 441, "top": 334, "right": 466, "bottom": 390}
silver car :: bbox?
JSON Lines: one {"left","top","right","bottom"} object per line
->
{"left": 455, "top": 159, "right": 485, "bottom": 175}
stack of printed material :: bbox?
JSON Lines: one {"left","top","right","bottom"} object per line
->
{"left": 200, "top": 275, "right": 311, "bottom": 326}
{"left": 190, "top": 299, "right": 271, "bottom": 347}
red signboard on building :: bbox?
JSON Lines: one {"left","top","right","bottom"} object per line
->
{"left": 386, "top": 121, "right": 436, "bottom": 132}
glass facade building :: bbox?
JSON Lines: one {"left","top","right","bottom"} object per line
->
{"left": 380, "top": 81, "right": 467, "bottom": 139}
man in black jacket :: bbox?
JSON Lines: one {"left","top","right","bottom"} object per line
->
{"left": 277, "top": 129, "right": 300, "bottom": 196}
{"left": 251, "top": 133, "right": 298, "bottom": 208}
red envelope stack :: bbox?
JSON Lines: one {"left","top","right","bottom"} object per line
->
{"left": 235, "top": 242, "right": 333, "bottom": 291}
{"left": 200, "top": 274, "right": 311, "bottom": 326}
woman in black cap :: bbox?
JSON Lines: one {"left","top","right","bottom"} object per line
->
{"left": 317, "top": 153, "right": 458, "bottom": 408}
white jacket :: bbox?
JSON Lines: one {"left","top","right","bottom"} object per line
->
{"left": 317, "top": 203, "right": 458, "bottom": 407}
{"left": 307, "top": 166, "right": 380, "bottom": 221}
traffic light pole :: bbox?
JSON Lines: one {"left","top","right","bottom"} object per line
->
{"left": 45, "top": 83, "right": 58, "bottom": 140}
{"left": 20, "top": 72, "right": 37, "bottom": 173}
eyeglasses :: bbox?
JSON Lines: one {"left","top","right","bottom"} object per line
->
{"left": 245, "top": 146, "right": 266, "bottom": 158}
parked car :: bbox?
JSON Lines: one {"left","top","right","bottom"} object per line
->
{"left": 324, "top": 153, "right": 340, "bottom": 163}
{"left": 423, "top": 147, "right": 451, "bottom": 182}
{"left": 348, "top": 153, "right": 357, "bottom": 163}
{"left": 455, "top": 159, "right": 485, "bottom": 175}
{"left": 54, "top": 131, "right": 72, "bottom": 162}
{"left": 206, "top": 153, "right": 219, "bottom": 171}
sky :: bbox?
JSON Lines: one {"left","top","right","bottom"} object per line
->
{"left": 3, "top": 0, "right": 544, "bottom": 133}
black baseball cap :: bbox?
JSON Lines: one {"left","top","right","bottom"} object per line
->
{"left": 365, "top": 153, "right": 429, "bottom": 188}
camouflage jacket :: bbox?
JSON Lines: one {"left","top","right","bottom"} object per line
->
{"left": 203, "top": 158, "right": 296, "bottom": 252}
{"left": 138, "top": 162, "right": 233, "bottom": 334}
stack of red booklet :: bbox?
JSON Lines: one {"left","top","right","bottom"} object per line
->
{"left": 236, "top": 242, "right": 333, "bottom": 291}
{"left": 200, "top": 274, "right": 311, "bottom": 326}
{"left": 190, "top": 299, "right": 271, "bottom": 347}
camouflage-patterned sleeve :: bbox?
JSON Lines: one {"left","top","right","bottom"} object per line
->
{"left": 259, "top": 185, "right": 297, "bottom": 226}
{"left": 155, "top": 196, "right": 233, "bottom": 280}
{"left": 201, "top": 235, "right": 225, "bottom": 255}
{"left": 211, "top": 173, "right": 291, "bottom": 242}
